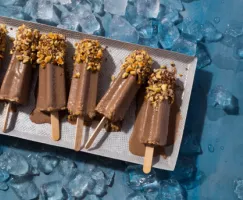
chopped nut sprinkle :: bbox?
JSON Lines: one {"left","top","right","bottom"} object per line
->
{"left": 11, "top": 24, "right": 40, "bottom": 65}
{"left": 37, "top": 32, "right": 66, "bottom": 68}
{"left": 73, "top": 72, "right": 80, "bottom": 78}
{"left": 121, "top": 50, "right": 153, "bottom": 84}
{"left": 145, "top": 66, "right": 177, "bottom": 107}
{"left": 74, "top": 39, "right": 103, "bottom": 72}
{"left": 0, "top": 24, "right": 7, "bottom": 59}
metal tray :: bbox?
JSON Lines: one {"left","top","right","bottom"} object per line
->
{"left": 0, "top": 16, "right": 197, "bottom": 171}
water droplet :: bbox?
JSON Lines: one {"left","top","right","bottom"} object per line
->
{"left": 220, "top": 146, "right": 224, "bottom": 150}
{"left": 216, "top": 138, "right": 219, "bottom": 143}
{"left": 208, "top": 144, "right": 214, "bottom": 152}
{"left": 214, "top": 17, "right": 220, "bottom": 24}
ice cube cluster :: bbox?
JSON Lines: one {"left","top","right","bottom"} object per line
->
{"left": 0, "top": 146, "right": 116, "bottom": 199}
{"left": 0, "top": 0, "right": 225, "bottom": 68}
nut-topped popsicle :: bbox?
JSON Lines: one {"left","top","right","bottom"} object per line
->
{"left": 36, "top": 33, "right": 66, "bottom": 141}
{"left": 68, "top": 39, "right": 103, "bottom": 151}
{"left": 85, "top": 50, "right": 153, "bottom": 149}
{"left": 134, "top": 66, "right": 176, "bottom": 173}
{"left": 0, "top": 25, "right": 40, "bottom": 132}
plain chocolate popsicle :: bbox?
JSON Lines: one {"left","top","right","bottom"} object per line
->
{"left": 138, "top": 66, "right": 176, "bottom": 173}
{"left": 0, "top": 25, "right": 40, "bottom": 132}
{"left": 85, "top": 50, "right": 153, "bottom": 149}
{"left": 36, "top": 32, "right": 66, "bottom": 141}
{"left": 67, "top": 39, "right": 103, "bottom": 151}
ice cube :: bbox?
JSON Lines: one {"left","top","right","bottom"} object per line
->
{"left": 79, "top": 11, "right": 101, "bottom": 34}
{"left": 162, "top": 9, "right": 180, "bottom": 24}
{"left": 0, "top": 0, "right": 27, "bottom": 6}
{"left": 136, "top": 20, "right": 154, "bottom": 39}
{"left": 63, "top": 169, "right": 96, "bottom": 199}
{"left": 108, "top": 16, "right": 139, "bottom": 43}
{"left": 60, "top": 13, "right": 81, "bottom": 31}
{"left": 41, "top": 181, "right": 66, "bottom": 200}
{"left": 226, "top": 21, "right": 243, "bottom": 37}
{"left": 9, "top": 179, "right": 39, "bottom": 200}
{"left": 72, "top": 0, "right": 92, "bottom": 17}
{"left": 158, "top": 21, "right": 180, "bottom": 49}
{"left": 160, "top": 0, "right": 183, "bottom": 11}
{"left": 136, "top": 0, "right": 160, "bottom": 18}
{"left": 202, "top": 21, "right": 223, "bottom": 43}
{"left": 196, "top": 43, "right": 211, "bottom": 69}
{"left": 98, "top": 166, "right": 115, "bottom": 186}
{"left": 180, "top": 133, "right": 202, "bottom": 155}
{"left": 90, "top": 0, "right": 104, "bottom": 14}
{"left": 170, "top": 156, "right": 196, "bottom": 182}
{"left": 0, "top": 169, "right": 9, "bottom": 182}
{"left": 92, "top": 179, "right": 107, "bottom": 196}
{"left": 0, "top": 182, "right": 8, "bottom": 191}
{"left": 53, "top": 4, "right": 70, "bottom": 19}
{"left": 97, "top": 12, "right": 112, "bottom": 36}
{"left": 91, "top": 168, "right": 105, "bottom": 181}
{"left": 23, "top": 0, "right": 38, "bottom": 19}
{"left": 171, "top": 34, "right": 197, "bottom": 56}
{"left": 156, "top": 179, "right": 187, "bottom": 200}
{"left": 208, "top": 85, "right": 239, "bottom": 115}
{"left": 221, "top": 33, "right": 237, "bottom": 48}
{"left": 85, "top": 195, "right": 102, "bottom": 200}
{"left": 27, "top": 154, "right": 40, "bottom": 175}
{"left": 181, "top": 171, "right": 206, "bottom": 190}
{"left": 38, "top": 154, "right": 59, "bottom": 175}
{"left": 0, "top": 5, "right": 29, "bottom": 20}
{"left": 0, "top": 151, "right": 30, "bottom": 177}
{"left": 126, "top": 192, "right": 147, "bottom": 200}
{"left": 233, "top": 37, "right": 243, "bottom": 60}
{"left": 36, "top": 0, "right": 60, "bottom": 26}
{"left": 58, "top": 159, "right": 77, "bottom": 176}
{"left": 125, "top": 2, "right": 141, "bottom": 26}
{"left": 125, "top": 165, "right": 158, "bottom": 191}
{"left": 139, "top": 36, "right": 159, "bottom": 48}
{"left": 104, "top": 0, "right": 128, "bottom": 16}
{"left": 180, "top": 19, "right": 203, "bottom": 42}
{"left": 234, "top": 179, "right": 243, "bottom": 200}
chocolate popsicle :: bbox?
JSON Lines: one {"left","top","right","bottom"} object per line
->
{"left": 68, "top": 39, "right": 103, "bottom": 151}
{"left": 0, "top": 25, "right": 40, "bottom": 132}
{"left": 137, "top": 66, "right": 176, "bottom": 173}
{"left": 36, "top": 33, "right": 66, "bottom": 141}
{"left": 85, "top": 50, "right": 153, "bottom": 149}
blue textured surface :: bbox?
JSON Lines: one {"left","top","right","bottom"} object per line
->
{"left": 0, "top": 0, "right": 242, "bottom": 199}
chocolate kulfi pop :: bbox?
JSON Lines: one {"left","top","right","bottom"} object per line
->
{"left": 36, "top": 33, "right": 66, "bottom": 141}
{"left": 137, "top": 66, "right": 176, "bottom": 173}
{"left": 1, "top": 25, "right": 40, "bottom": 132}
{"left": 68, "top": 39, "right": 103, "bottom": 151}
{"left": 85, "top": 50, "right": 153, "bottom": 149}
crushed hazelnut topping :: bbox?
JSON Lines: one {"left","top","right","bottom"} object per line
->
{"left": 145, "top": 66, "right": 176, "bottom": 108}
{"left": 121, "top": 50, "right": 153, "bottom": 84}
{"left": 0, "top": 24, "right": 7, "bottom": 59}
{"left": 73, "top": 72, "right": 80, "bottom": 78}
{"left": 73, "top": 39, "right": 103, "bottom": 72}
{"left": 37, "top": 32, "right": 66, "bottom": 68}
{"left": 11, "top": 24, "right": 40, "bottom": 65}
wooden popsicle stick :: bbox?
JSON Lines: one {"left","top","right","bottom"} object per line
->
{"left": 51, "top": 111, "right": 60, "bottom": 141}
{"left": 143, "top": 146, "right": 154, "bottom": 174}
{"left": 85, "top": 117, "right": 107, "bottom": 149}
{"left": 74, "top": 116, "right": 84, "bottom": 151}
{"left": 2, "top": 102, "right": 12, "bottom": 133}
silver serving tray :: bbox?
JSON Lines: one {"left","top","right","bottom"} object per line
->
{"left": 0, "top": 16, "right": 197, "bottom": 171}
